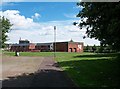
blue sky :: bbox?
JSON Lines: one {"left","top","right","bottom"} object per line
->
{"left": 1, "top": 2, "right": 100, "bottom": 46}
{"left": 2, "top": 2, "right": 80, "bottom": 22}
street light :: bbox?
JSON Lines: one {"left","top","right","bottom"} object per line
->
{"left": 54, "top": 26, "right": 56, "bottom": 58}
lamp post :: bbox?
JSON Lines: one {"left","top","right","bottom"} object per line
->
{"left": 54, "top": 26, "right": 56, "bottom": 58}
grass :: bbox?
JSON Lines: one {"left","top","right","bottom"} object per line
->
{"left": 3, "top": 51, "right": 120, "bottom": 87}
{"left": 3, "top": 51, "right": 54, "bottom": 57}
{"left": 55, "top": 52, "right": 120, "bottom": 88}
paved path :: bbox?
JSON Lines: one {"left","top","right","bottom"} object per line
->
{"left": 2, "top": 56, "right": 76, "bottom": 87}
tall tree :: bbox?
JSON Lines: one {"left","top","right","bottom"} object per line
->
{"left": 75, "top": 2, "right": 120, "bottom": 51}
{"left": 0, "top": 16, "right": 12, "bottom": 48}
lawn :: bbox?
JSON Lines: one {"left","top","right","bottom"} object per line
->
{"left": 55, "top": 52, "right": 120, "bottom": 88}
{"left": 3, "top": 51, "right": 120, "bottom": 87}
{"left": 3, "top": 51, "right": 54, "bottom": 57}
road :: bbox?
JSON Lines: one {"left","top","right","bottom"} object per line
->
{"left": 2, "top": 55, "right": 76, "bottom": 87}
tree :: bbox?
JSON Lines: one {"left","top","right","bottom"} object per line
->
{"left": 0, "top": 16, "right": 12, "bottom": 48}
{"left": 84, "top": 45, "right": 90, "bottom": 52}
{"left": 92, "top": 44, "right": 97, "bottom": 52}
{"left": 75, "top": 2, "right": 120, "bottom": 51}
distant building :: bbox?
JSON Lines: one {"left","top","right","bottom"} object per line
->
{"left": 10, "top": 39, "right": 84, "bottom": 52}
{"left": 54, "top": 42, "right": 83, "bottom": 52}
{"left": 10, "top": 43, "right": 36, "bottom": 52}
{"left": 10, "top": 39, "right": 36, "bottom": 52}
{"left": 35, "top": 43, "right": 53, "bottom": 52}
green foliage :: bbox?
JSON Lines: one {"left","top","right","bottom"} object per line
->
{"left": 92, "top": 44, "right": 97, "bottom": 52}
{"left": 84, "top": 45, "right": 90, "bottom": 52}
{"left": 0, "top": 16, "right": 12, "bottom": 48}
{"left": 76, "top": 2, "right": 120, "bottom": 51}
{"left": 84, "top": 45, "right": 98, "bottom": 52}
{"left": 98, "top": 46, "right": 104, "bottom": 53}
{"left": 84, "top": 45, "right": 116, "bottom": 53}
{"left": 97, "top": 45, "right": 117, "bottom": 53}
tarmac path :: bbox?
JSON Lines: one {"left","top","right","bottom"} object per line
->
{"left": 2, "top": 56, "right": 76, "bottom": 87}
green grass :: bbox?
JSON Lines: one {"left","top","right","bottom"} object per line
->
{"left": 3, "top": 51, "right": 54, "bottom": 57}
{"left": 3, "top": 51, "right": 120, "bottom": 87}
{"left": 55, "top": 52, "right": 120, "bottom": 87}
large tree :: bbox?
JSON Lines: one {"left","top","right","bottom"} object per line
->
{"left": 75, "top": 2, "right": 120, "bottom": 51}
{"left": 0, "top": 16, "right": 12, "bottom": 48}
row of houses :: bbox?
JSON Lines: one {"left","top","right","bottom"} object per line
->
{"left": 8, "top": 39, "right": 84, "bottom": 52}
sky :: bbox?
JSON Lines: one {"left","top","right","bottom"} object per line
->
{"left": 0, "top": 1, "right": 100, "bottom": 46}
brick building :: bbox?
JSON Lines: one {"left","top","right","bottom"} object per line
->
{"left": 10, "top": 40, "right": 36, "bottom": 52}
{"left": 54, "top": 42, "right": 83, "bottom": 52}
{"left": 35, "top": 43, "right": 53, "bottom": 52}
{"left": 10, "top": 43, "right": 36, "bottom": 52}
{"left": 10, "top": 40, "right": 84, "bottom": 52}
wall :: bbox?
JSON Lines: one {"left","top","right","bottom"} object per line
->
{"left": 68, "top": 42, "right": 84, "bottom": 52}
{"left": 10, "top": 44, "right": 36, "bottom": 52}
{"left": 54, "top": 42, "right": 68, "bottom": 52}
{"left": 10, "top": 42, "right": 84, "bottom": 52}
{"left": 29, "top": 44, "right": 35, "bottom": 50}
{"left": 10, "top": 46, "right": 29, "bottom": 52}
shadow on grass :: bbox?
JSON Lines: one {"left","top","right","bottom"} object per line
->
{"left": 2, "top": 69, "right": 76, "bottom": 88}
{"left": 73, "top": 53, "right": 119, "bottom": 58}
{"left": 58, "top": 58, "right": 120, "bottom": 88}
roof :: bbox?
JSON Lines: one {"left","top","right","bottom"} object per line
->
{"left": 36, "top": 43, "right": 52, "bottom": 46}
{"left": 19, "top": 39, "right": 29, "bottom": 41}
{"left": 11, "top": 43, "right": 35, "bottom": 46}
{"left": 53, "top": 41, "right": 83, "bottom": 44}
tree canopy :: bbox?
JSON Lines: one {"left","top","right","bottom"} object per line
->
{"left": 0, "top": 16, "right": 12, "bottom": 48}
{"left": 75, "top": 2, "right": 120, "bottom": 51}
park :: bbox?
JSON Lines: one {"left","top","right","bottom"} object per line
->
{"left": 0, "top": 1, "right": 120, "bottom": 88}
{"left": 1, "top": 51, "right": 120, "bottom": 87}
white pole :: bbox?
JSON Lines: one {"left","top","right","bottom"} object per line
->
{"left": 54, "top": 26, "right": 56, "bottom": 58}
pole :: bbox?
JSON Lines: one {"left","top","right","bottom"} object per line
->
{"left": 54, "top": 26, "right": 56, "bottom": 58}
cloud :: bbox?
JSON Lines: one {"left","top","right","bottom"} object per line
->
{"left": 64, "top": 13, "right": 76, "bottom": 18}
{"left": 0, "top": 10, "right": 40, "bottom": 30}
{"left": 31, "top": 13, "right": 41, "bottom": 19}
{"left": 73, "top": 5, "right": 84, "bottom": 9}
{"left": 2, "top": 0, "right": 24, "bottom": 2}
{"left": 0, "top": 1, "right": 23, "bottom": 6}
{"left": 2, "top": 0, "right": 81, "bottom": 2}
{"left": 0, "top": 10, "right": 100, "bottom": 46}
{"left": 0, "top": 2, "right": 16, "bottom": 6}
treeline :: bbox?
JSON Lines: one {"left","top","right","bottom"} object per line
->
{"left": 84, "top": 45, "right": 117, "bottom": 53}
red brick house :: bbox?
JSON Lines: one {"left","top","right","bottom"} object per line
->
{"left": 10, "top": 40, "right": 84, "bottom": 52}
